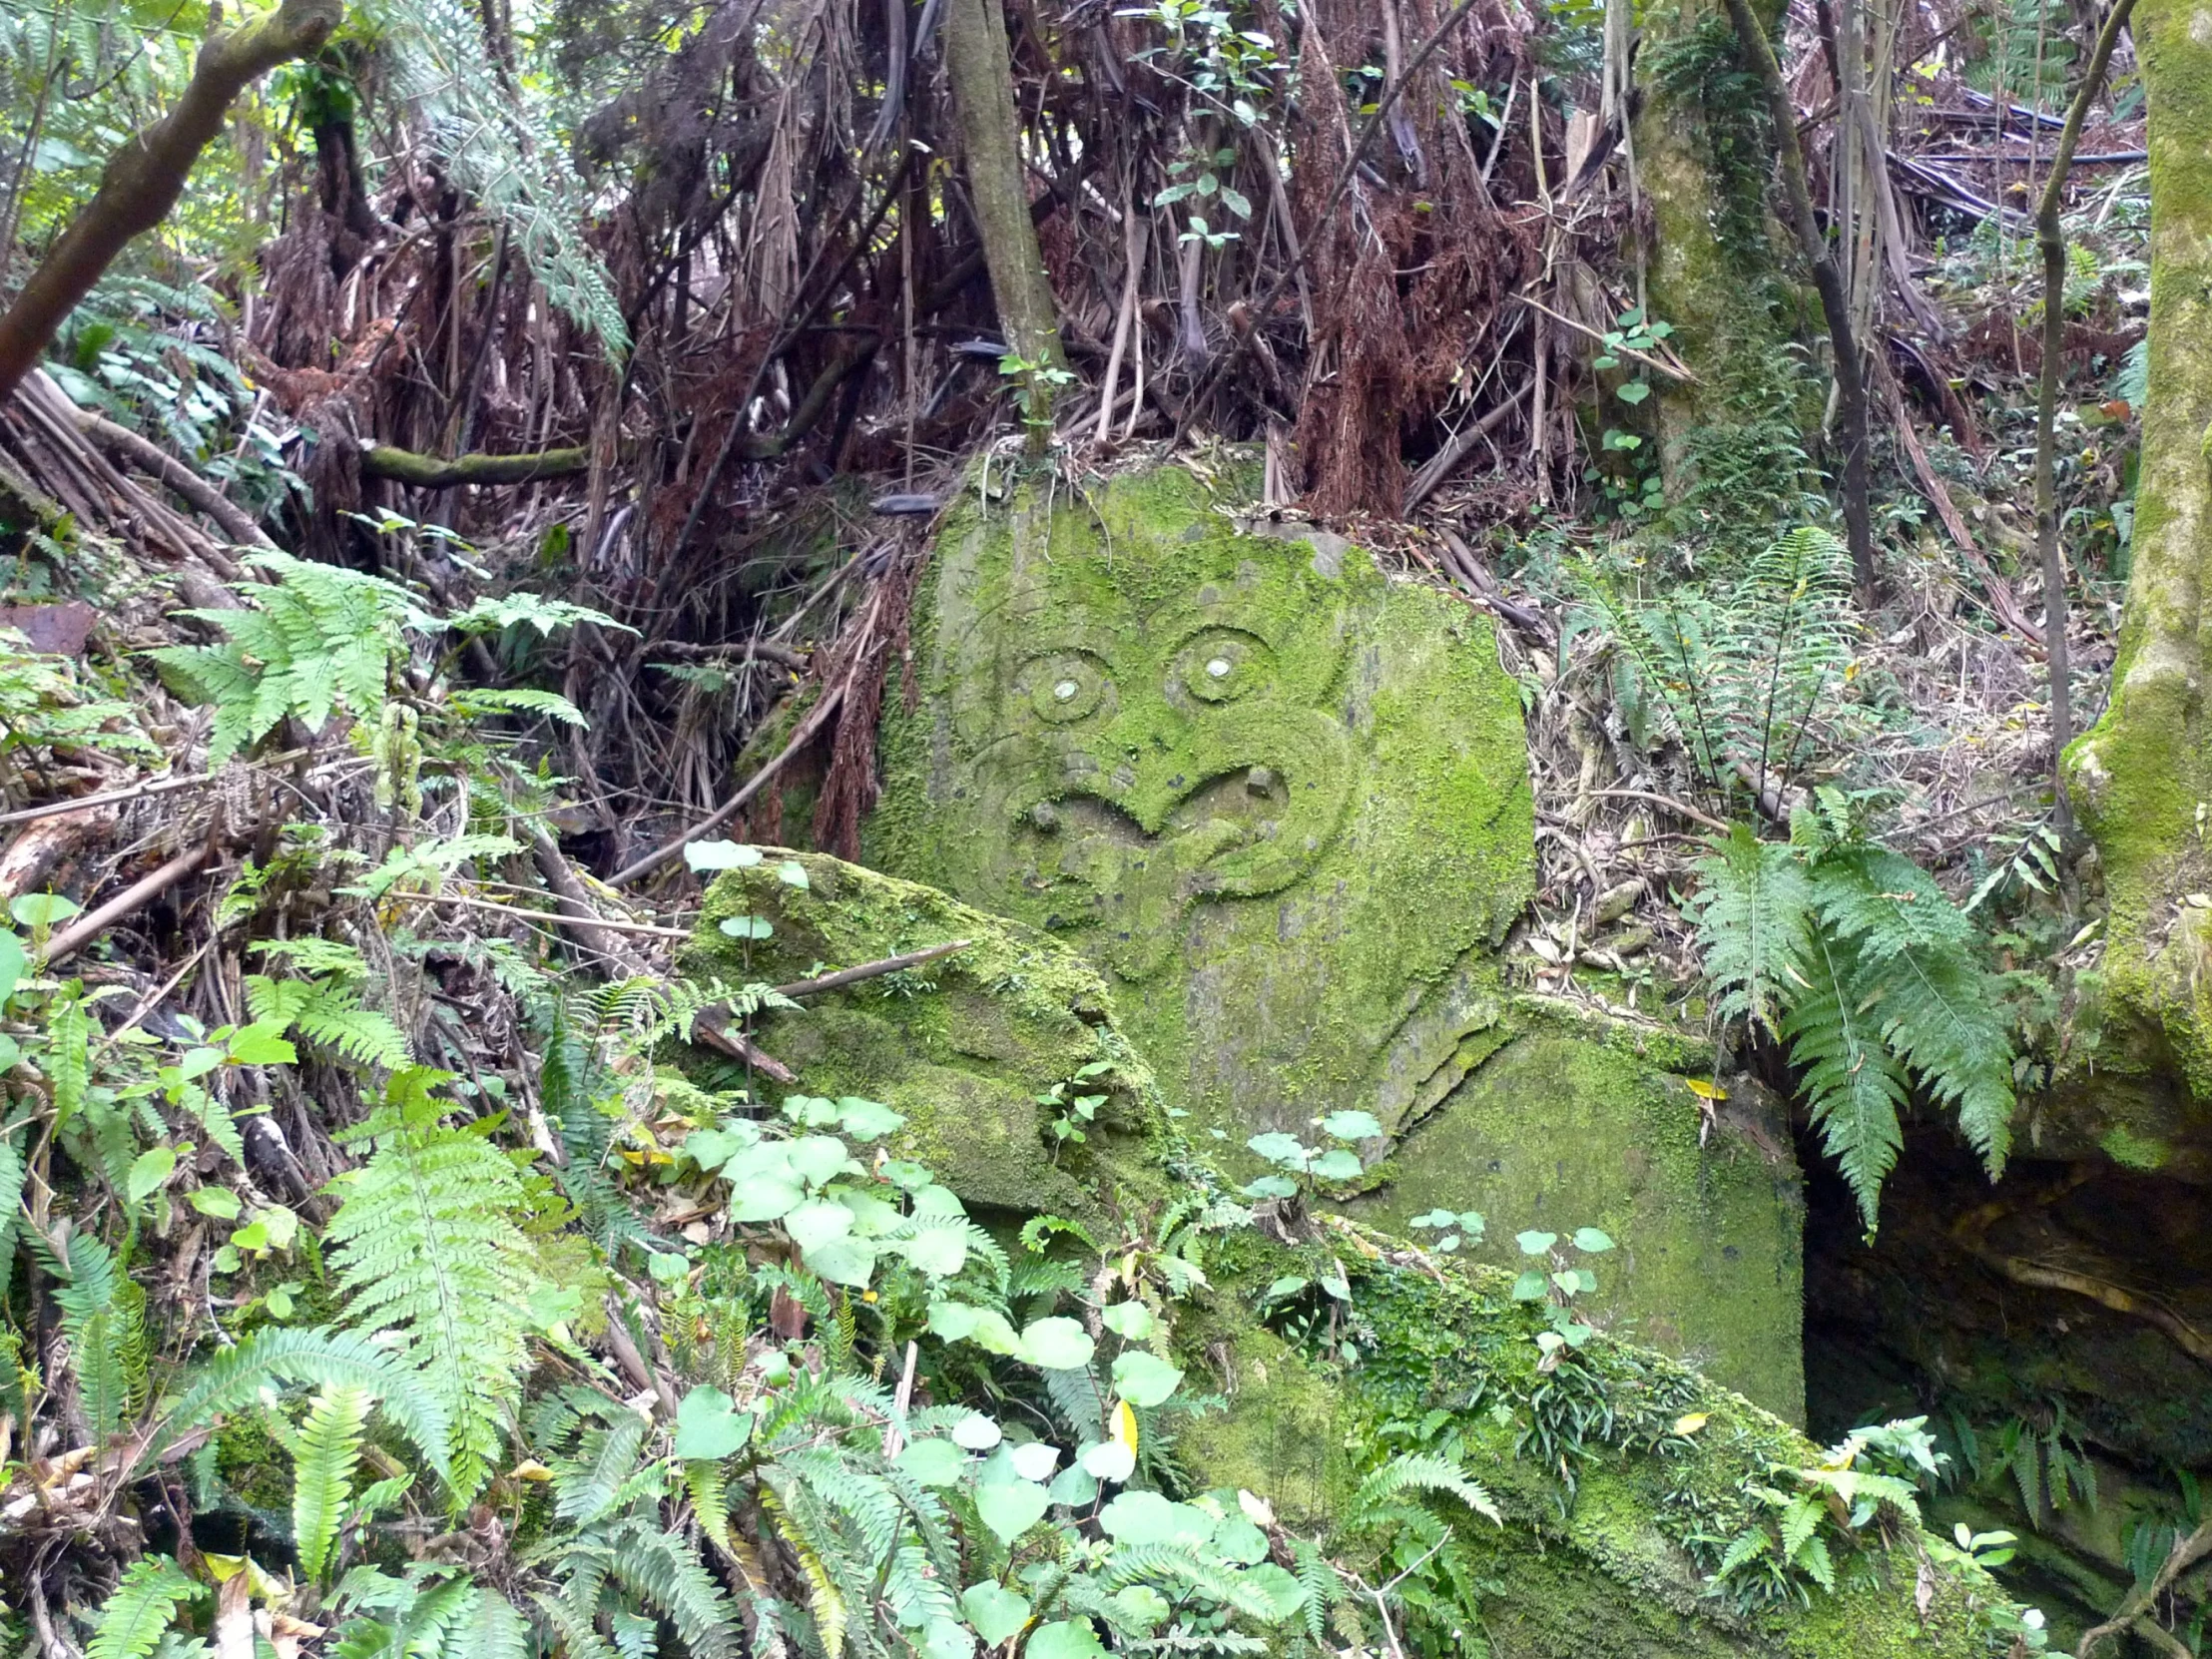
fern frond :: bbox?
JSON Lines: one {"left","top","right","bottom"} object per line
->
{"left": 1350, "top": 1451, "right": 1501, "bottom": 1526}
{"left": 607, "top": 1517, "right": 743, "bottom": 1659}
{"left": 1782, "top": 932, "right": 1908, "bottom": 1230}
{"left": 294, "top": 1384, "right": 374, "bottom": 1582}
{"left": 1691, "top": 827, "right": 1812, "bottom": 1038}
{"left": 87, "top": 1556, "right": 206, "bottom": 1659}
{"left": 142, "top": 1325, "right": 451, "bottom": 1484}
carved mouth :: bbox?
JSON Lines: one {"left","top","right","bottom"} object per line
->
{"left": 1017, "top": 764, "right": 1294, "bottom": 885}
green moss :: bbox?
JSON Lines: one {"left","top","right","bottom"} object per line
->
{"left": 1350, "top": 1002, "right": 1806, "bottom": 1421}
{"left": 680, "top": 851, "right": 1171, "bottom": 1222}
{"left": 2058, "top": 0, "right": 2212, "bottom": 1141}
{"left": 1176, "top": 1240, "right": 2020, "bottom": 1657}
{"left": 2098, "top": 1122, "right": 2172, "bottom": 1171}
{"left": 867, "top": 464, "right": 1534, "bottom": 1160}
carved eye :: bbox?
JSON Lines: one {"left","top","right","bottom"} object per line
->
{"left": 1021, "top": 650, "right": 1112, "bottom": 724}
{"left": 1176, "top": 630, "right": 1270, "bottom": 704}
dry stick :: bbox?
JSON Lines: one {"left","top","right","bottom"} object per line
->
{"left": 607, "top": 676, "right": 850, "bottom": 887}
{"left": 66, "top": 396, "right": 276, "bottom": 550}
{"left": 1093, "top": 206, "right": 1149, "bottom": 445}
{"left": 1720, "top": 0, "right": 1877, "bottom": 600}
{"left": 0, "top": 751, "right": 316, "bottom": 830}
{"left": 1583, "top": 788, "right": 1734, "bottom": 834}
{"left": 406, "top": 891, "right": 694, "bottom": 940}
{"left": 1173, "top": 0, "right": 1483, "bottom": 435}
{"left": 771, "top": 938, "right": 971, "bottom": 999}
{"left": 40, "top": 840, "right": 217, "bottom": 968}
{"left": 0, "top": 0, "right": 343, "bottom": 400}
{"left": 1509, "top": 293, "right": 1698, "bottom": 382}
{"left": 2077, "top": 1515, "right": 2212, "bottom": 1657}
{"left": 2035, "top": 0, "right": 2137, "bottom": 834}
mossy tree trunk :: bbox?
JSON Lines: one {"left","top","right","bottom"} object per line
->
{"left": 2064, "top": 0, "right": 2212, "bottom": 1088}
{"left": 941, "top": 0, "right": 1065, "bottom": 443}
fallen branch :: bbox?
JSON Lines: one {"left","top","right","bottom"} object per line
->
{"left": 608, "top": 679, "right": 850, "bottom": 887}
{"left": 40, "top": 839, "right": 217, "bottom": 967}
{"left": 359, "top": 442, "right": 590, "bottom": 488}
{"left": 690, "top": 1010, "right": 799, "bottom": 1084}
{"left": 0, "top": 0, "right": 344, "bottom": 400}
{"left": 404, "top": 890, "right": 693, "bottom": 941}
{"left": 1508, "top": 294, "right": 1699, "bottom": 383}
{"left": 772, "top": 939, "right": 971, "bottom": 999}
{"left": 71, "top": 401, "right": 276, "bottom": 549}
{"left": 1582, "top": 789, "right": 1733, "bottom": 835}
{"left": 2078, "top": 1515, "right": 2212, "bottom": 1657}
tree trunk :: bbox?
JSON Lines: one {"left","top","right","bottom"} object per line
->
{"left": 940, "top": 0, "right": 1064, "bottom": 442}
{"left": 2064, "top": 0, "right": 2212, "bottom": 1087}
{"left": 0, "top": 0, "right": 345, "bottom": 402}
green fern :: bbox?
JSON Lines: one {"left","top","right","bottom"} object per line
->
{"left": 87, "top": 1556, "right": 207, "bottom": 1659}
{"left": 139, "top": 1325, "right": 451, "bottom": 1482}
{"left": 36, "top": 1228, "right": 146, "bottom": 1440}
{"left": 1692, "top": 794, "right": 2015, "bottom": 1230}
{"left": 325, "top": 1067, "right": 541, "bottom": 1501}
{"left": 147, "top": 552, "right": 424, "bottom": 765}
{"left": 1349, "top": 1450, "right": 1502, "bottom": 1528}
{"left": 294, "top": 1384, "right": 375, "bottom": 1582}
{"left": 247, "top": 972, "right": 413, "bottom": 1070}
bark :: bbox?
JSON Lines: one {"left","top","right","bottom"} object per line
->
{"left": 940, "top": 0, "right": 1064, "bottom": 438}
{"left": 2063, "top": 0, "right": 2212, "bottom": 1091}
{"left": 1720, "top": 0, "right": 1878, "bottom": 598}
{"left": 0, "top": 0, "right": 345, "bottom": 402}
{"left": 2034, "top": 0, "right": 2139, "bottom": 833}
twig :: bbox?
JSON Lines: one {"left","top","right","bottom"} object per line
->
{"left": 1582, "top": 789, "right": 1733, "bottom": 834}
{"left": 690, "top": 1011, "right": 799, "bottom": 1084}
{"left": 608, "top": 677, "right": 850, "bottom": 887}
{"left": 0, "top": 749, "right": 310, "bottom": 829}
{"left": 2077, "top": 1514, "right": 2212, "bottom": 1656}
{"left": 2035, "top": 0, "right": 2137, "bottom": 836}
{"left": 403, "top": 891, "right": 693, "bottom": 940}
{"left": 1507, "top": 292, "right": 1699, "bottom": 383}
{"left": 40, "top": 839, "right": 218, "bottom": 967}
{"left": 772, "top": 939, "right": 971, "bottom": 998}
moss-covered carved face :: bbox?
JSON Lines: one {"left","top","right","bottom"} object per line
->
{"left": 949, "top": 558, "right": 1359, "bottom": 977}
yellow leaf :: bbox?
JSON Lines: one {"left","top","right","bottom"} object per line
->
{"left": 1673, "top": 1412, "right": 1709, "bottom": 1436}
{"left": 1113, "top": 1397, "right": 1140, "bottom": 1457}
{"left": 1682, "top": 1078, "right": 1728, "bottom": 1101}
{"left": 508, "top": 1460, "right": 555, "bottom": 1481}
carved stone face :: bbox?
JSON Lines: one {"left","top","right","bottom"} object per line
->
{"left": 949, "top": 555, "right": 1360, "bottom": 978}
{"left": 875, "top": 468, "right": 1535, "bottom": 1144}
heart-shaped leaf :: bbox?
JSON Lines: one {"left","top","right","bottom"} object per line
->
{"left": 685, "top": 840, "right": 762, "bottom": 871}
{"left": 1099, "top": 1301, "right": 1153, "bottom": 1341}
{"left": 1111, "top": 1352, "right": 1183, "bottom": 1408}
{"left": 1018, "top": 1318, "right": 1095, "bottom": 1372}
{"left": 784, "top": 1199, "right": 854, "bottom": 1252}
{"left": 673, "top": 1385, "right": 754, "bottom": 1460}
{"left": 959, "top": 1583, "right": 1032, "bottom": 1647}
{"left": 895, "top": 1437, "right": 967, "bottom": 1487}
{"left": 973, "top": 1479, "right": 1050, "bottom": 1546}
{"left": 835, "top": 1097, "right": 904, "bottom": 1140}
{"left": 900, "top": 1225, "right": 969, "bottom": 1278}
{"left": 803, "top": 1235, "right": 878, "bottom": 1288}
{"left": 1025, "top": 1620, "right": 1106, "bottom": 1659}
{"left": 1319, "top": 1110, "right": 1382, "bottom": 1141}
{"left": 127, "top": 1144, "right": 178, "bottom": 1203}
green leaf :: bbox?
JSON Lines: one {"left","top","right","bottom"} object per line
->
{"left": 924, "top": 1618, "right": 975, "bottom": 1659}
{"left": 12, "top": 891, "right": 81, "bottom": 928}
{"left": 1511, "top": 1270, "right": 1549, "bottom": 1301}
{"left": 673, "top": 1385, "right": 754, "bottom": 1459}
{"left": 960, "top": 1583, "right": 1033, "bottom": 1646}
{"left": 974, "top": 1478, "right": 1051, "bottom": 1545}
{"left": 1025, "top": 1621, "right": 1106, "bottom": 1659}
{"left": 1572, "top": 1227, "right": 1616, "bottom": 1253}
{"left": 1246, "top": 1132, "right": 1308, "bottom": 1167}
{"left": 729, "top": 1174, "right": 805, "bottom": 1223}
{"left": 777, "top": 859, "right": 811, "bottom": 888}
{"left": 225, "top": 1022, "right": 297, "bottom": 1066}
{"left": 1516, "top": 1230, "right": 1558, "bottom": 1256}
{"left": 1018, "top": 1317, "right": 1096, "bottom": 1371}
{"left": 187, "top": 1187, "right": 242, "bottom": 1219}
{"left": 1241, "top": 1175, "right": 1298, "bottom": 1199}
{"left": 900, "top": 1224, "right": 970, "bottom": 1277}
{"left": 127, "top": 1145, "right": 179, "bottom": 1204}
{"left": 1319, "top": 1110, "right": 1382, "bottom": 1141}
{"left": 0, "top": 928, "right": 26, "bottom": 1006}
{"left": 685, "top": 841, "right": 762, "bottom": 871}
{"left": 834, "top": 1096, "right": 904, "bottom": 1139}
{"left": 803, "top": 1235, "right": 879, "bottom": 1287}
{"left": 87, "top": 1555, "right": 206, "bottom": 1659}
{"left": 1099, "top": 1301, "right": 1154, "bottom": 1340}
{"left": 896, "top": 1436, "right": 968, "bottom": 1486}
{"left": 1309, "top": 1148, "right": 1363, "bottom": 1182}
{"left": 1099, "top": 1490, "right": 1216, "bottom": 1548}
{"left": 719, "top": 914, "right": 774, "bottom": 940}
{"left": 1111, "top": 1351, "right": 1183, "bottom": 1407}
{"left": 784, "top": 1199, "right": 854, "bottom": 1253}
{"left": 1616, "top": 379, "right": 1652, "bottom": 404}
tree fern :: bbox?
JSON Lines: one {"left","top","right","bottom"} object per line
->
{"left": 324, "top": 1067, "right": 541, "bottom": 1500}
{"left": 87, "top": 1556, "right": 206, "bottom": 1659}
{"left": 294, "top": 1384, "right": 375, "bottom": 1582}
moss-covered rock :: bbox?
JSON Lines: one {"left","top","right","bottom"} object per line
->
{"left": 1351, "top": 999, "right": 1806, "bottom": 1420}
{"left": 679, "top": 849, "right": 1171, "bottom": 1223}
{"left": 865, "top": 464, "right": 1535, "bottom": 1153}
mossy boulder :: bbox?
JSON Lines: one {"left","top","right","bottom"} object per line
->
{"left": 1351, "top": 998, "right": 1805, "bottom": 1420}
{"left": 865, "top": 463, "right": 1536, "bottom": 1153}
{"left": 679, "top": 849, "right": 1171, "bottom": 1223}
{"left": 1186, "top": 1233, "right": 2028, "bottom": 1659}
